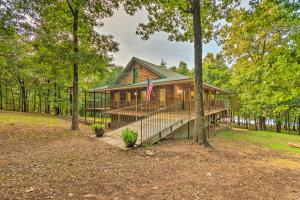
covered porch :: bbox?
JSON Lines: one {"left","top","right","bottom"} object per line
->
{"left": 83, "top": 79, "right": 229, "bottom": 128}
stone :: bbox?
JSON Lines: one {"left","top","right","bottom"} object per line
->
{"left": 68, "top": 193, "right": 74, "bottom": 197}
{"left": 145, "top": 150, "right": 155, "bottom": 156}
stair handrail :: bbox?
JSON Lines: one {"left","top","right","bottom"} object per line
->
{"left": 140, "top": 100, "right": 193, "bottom": 144}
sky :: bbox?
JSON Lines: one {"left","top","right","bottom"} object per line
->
{"left": 98, "top": 1, "right": 250, "bottom": 68}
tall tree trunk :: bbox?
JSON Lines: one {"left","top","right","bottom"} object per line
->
{"left": 45, "top": 80, "right": 51, "bottom": 113}
{"left": 0, "top": 83, "right": 2, "bottom": 110}
{"left": 292, "top": 117, "right": 296, "bottom": 131}
{"left": 259, "top": 116, "right": 263, "bottom": 130}
{"left": 20, "top": 80, "right": 26, "bottom": 112}
{"left": 71, "top": 5, "right": 80, "bottom": 130}
{"left": 193, "top": 0, "right": 209, "bottom": 146}
{"left": 25, "top": 90, "right": 29, "bottom": 112}
{"left": 284, "top": 116, "right": 287, "bottom": 130}
{"left": 5, "top": 84, "right": 8, "bottom": 110}
{"left": 54, "top": 81, "right": 59, "bottom": 116}
{"left": 262, "top": 117, "right": 266, "bottom": 131}
{"left": 298, "top": 116, "right": 300, "bottom": 135}
{"left": 10, "top": 84, "right": 15, "bottom": 111}
{"left": 18, "top": 88, "right": 21, "bottom": 111}
{"left": 33, "top": 90, "right": 37, "bottom": 112}
{"left": 276, "top": 115, "right": 281, "bottom": 133}
{"left": 287, "top": 111, "right": 290, "bottom": 134}
{"left": 237, "top": 112, "right": 240, "bottom": 126}
{"left": 245, "top": 117, "right": 249, "bottom": 130}
{"left": 255, "top": 118, "right": 258, "bottom": 131}
{"left": 38, "top": 90, "right": 42, "bottom": 113}
{"left": 58, "top": 84, "right": 61, "bottom": 114}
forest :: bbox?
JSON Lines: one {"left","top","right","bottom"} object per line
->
{"left": 0, "top": 0, "right": 299, "bottom": 134}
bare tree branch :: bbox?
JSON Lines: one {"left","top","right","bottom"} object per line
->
{"left": 66, "top": 0, "right": 75, "bottom": 16}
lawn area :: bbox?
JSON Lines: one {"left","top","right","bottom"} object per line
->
{"left": 219, "top": 130, "right": 300, "bottom": 155}
{"left": 0, "top": 111, "right": 299, "bottom": 200}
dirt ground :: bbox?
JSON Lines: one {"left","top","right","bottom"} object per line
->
{"left": 0, "top": 111, "right": 299, "bottom": 200}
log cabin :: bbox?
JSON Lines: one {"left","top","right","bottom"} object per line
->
{"left": 84, "top": 57, "right": 229, "bottom": 145}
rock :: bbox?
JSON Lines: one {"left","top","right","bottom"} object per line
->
{"left": 68, "top": 193, "right": 74, "bottom": 197}
{"left": 83, "top": 194, "right": 97, "bottom": 199}
{"left": 25, "top": 186, "right": 36, "bottom": 193}
{"left": 145, "top": 150, "right": 155, "bottom": 156}
{"left": 206, "top": 172, "right": 212, "bottom": 177}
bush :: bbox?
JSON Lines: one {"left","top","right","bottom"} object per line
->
{"left": 122, "top": 128, "right": 138, "bottom": 147}
{"left": 91, "top": 124, "right": 105, "bottom": 137}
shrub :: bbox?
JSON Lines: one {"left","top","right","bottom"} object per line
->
{"left": 122, "top": 128, "right": 138, "bottom": 147}
{"left": 91, "top": 124, "right": 105, "bottom": 137}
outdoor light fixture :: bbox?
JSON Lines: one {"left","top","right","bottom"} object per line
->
{"left": 134, "top": 92, "right": 137, "bottom": 96}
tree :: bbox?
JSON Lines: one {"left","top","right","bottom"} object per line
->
{"left": 124, "top": 0, "right": 239, "bottom": 147}
{"left": 221, "top": 0, "right": 300, "bottom": 132}
{"left": 203, "top": 53, "right": 231, "bottom": 89}
{"left": 0, "top": 0, "right": 120, "bottom": 125}
{"left": 160, "top": 58, "right": 167, "bottom": 68}
{"left": 62, "top": 0, "right": 120, "bottom": 130}
{"left": 170, "top": 61, "right": 191, "bottom": 76}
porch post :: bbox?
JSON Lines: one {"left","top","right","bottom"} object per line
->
{"left": 135, "top": 89, "right": 138, "bottom": 121}
{"left": 101, "top": 92, "right": 103, "bottom": 108}
{"left": 93, "top": 92, "right": 96, "bottom": 124}
{"left": 104, "top": 91, "right": 106, "bottom": 110}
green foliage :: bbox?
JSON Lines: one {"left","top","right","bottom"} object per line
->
{"left": 220, "top": 0, "right": 300, "bottom": 123}
{"left": 203, "top": 53, "right": 231, "bottom": 89}
{"left": 90, "top": 123, "right": 104, "bottom": 132}
{"left": 121, "top": 128, "right": 138, "bottom": 147}
{"left": 0, "top": 0, "right": 121, "bottom": 115}
{"left": 124, "top": 0, "right": 239, "bottom": 43}
{"left": 170, "top": 61, "right": 193, "bottom": 77}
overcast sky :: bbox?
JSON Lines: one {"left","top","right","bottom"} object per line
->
{"left": 98, "top": 1, "right": 249, "bottom": 68}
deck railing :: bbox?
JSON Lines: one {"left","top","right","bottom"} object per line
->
{"left": 139, "top": 99, "right": 228, "bottom": 144}
{"left": 85, "top": 100, "right": 167, "bottom": 111}
{"left": 85, "top": 98, "right": 228, "bottom": 135}
{"left": 140, "top": 101, "right": 193, "bottom": 143}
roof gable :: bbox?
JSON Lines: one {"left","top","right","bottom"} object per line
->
{"left": 114, "top": 57, "right": 189, "bottom": 85}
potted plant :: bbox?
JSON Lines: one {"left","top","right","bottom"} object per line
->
{"left": 121, "top": 128, "right": 138, "bottom": 147}
{"left": 91, "top": 124, "right": 105, "bottom": 137}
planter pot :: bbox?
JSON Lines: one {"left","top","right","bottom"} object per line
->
{"left": 95, "top": 128, "right": 105, "bottom": 137}
{"left": 125, "top": 138, "right": 137, "bottom": 147}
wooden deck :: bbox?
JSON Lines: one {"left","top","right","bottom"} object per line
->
{"left": 95, "top": 108, "right": 227, "bottom": 149}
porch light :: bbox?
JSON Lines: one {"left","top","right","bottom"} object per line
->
{"left": 134, "top": 92, "right": 137, "bottom": 96}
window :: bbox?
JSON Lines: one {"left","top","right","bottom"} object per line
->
{"left": 159, "top": 88, "right": 166, "bottom": 107}
{"left": 126, "top": 91, "right": 131, "bottom": 106}
{"left": 141, "top": 90, "right": 146, "bottom": 101}
{"left": 132, "top": 67, "right": 139, "bottom": 83}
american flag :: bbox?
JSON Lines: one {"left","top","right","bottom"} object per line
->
{"left": 146, "top": 79, "right": 153, "bottom": 101}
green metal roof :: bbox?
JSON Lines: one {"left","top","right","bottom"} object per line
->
{"left": 90, "top": 57, "right": 227, "bottom": 93}
{"left": 133, "top": 57, "right": 189, "bottom": 80}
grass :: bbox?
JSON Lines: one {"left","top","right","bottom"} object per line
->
{"left": 0, "top": 111, "right": 64, "bottom": 126}
{"left": 219, "top": 129, "right": 300, "bottom": 155}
